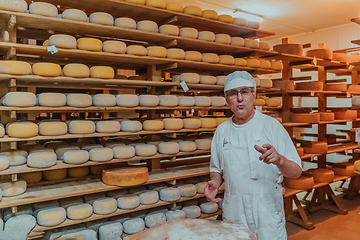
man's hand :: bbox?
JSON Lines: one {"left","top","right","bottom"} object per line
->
{"left": 204, "top": 181, "right": 222, "bottom": 203}
{"left": 254, "top": 144, "right": 284, "bottom": 166}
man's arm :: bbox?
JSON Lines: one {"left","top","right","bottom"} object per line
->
{"left": 204, "top": 172, "right": 223, "bottom": 202}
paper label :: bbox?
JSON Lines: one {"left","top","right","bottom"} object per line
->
{"left": 47, "top": 45, "right": 58, "bottom": 54}
{"left": 355, "top": 129, "right": 360, "bottom": 142}
{"left": 180, "top": 81, "right": 189, "bottom": 92}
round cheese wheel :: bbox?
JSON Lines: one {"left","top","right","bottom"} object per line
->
{"left": 324, "top": 84, "right": 347, "bottom": 92}
{"left": 290, "top": 113, "right": 320, "bottom": 123}
{"left": 123, "top": 218, "right": 145, "bottom": 234}
{"left": 219, "top": 55, "right": 235, "bottom": 65}
{"left": 216, "top": 76, "right": 226, "bottom": 85}
{"left": 62, "top": 9, "right": 88, "bottom": 22}
{"left": 158, "top": 142, "right": 179, "bottom": 154}
{"left": 162, "top": 118, "right": 183, "bottom": 130}
{"left": 139, "top": 95, "right": 159, "bottom": 106}
{"left": 202, "top": 53, "right": 219, "bottom": 63}
{"left": 332, "top": 53, "right": 348, "bottom": 63}
{"left": 89, "top": 12, "right": 113, "bottom": 25}
{"left": 29, "top": 2, "right": 57, "bottom": 17}
{"left": 182, "top": 205, "right": 201, "bottom": 218}
{"left": 259, "top": 59, "right": 271, "bottom": 69}
{"left": 27, "top": 151, "right": 57, "bottom": 168}
{"left": 159, "top": 24, "right": 179, "bottom": 36}
{"left": 273, "top": 44, "right": 303, "bottom": 56}
{"left": 234, "top": 17, "right": 248, "bottom": 26}
{"left": 117, "top": 195, "right": 140, "bottom": 209}
{"left": 332, "top": 163, "right": 356, "bottom": 176}
{"left": 194, "top": 96, "right": 211, "bottom": 106}
{"left": 147, "top": 46, "right": 167, "bottom": 58}
{"left": 179, "top": 141, "right": 196, "bottom": 152}
{"left": 7, "top": 122, "right": 38, "bottom": 138}
{"left": 210, "top": 96, "right": 226, "bottom": 106}
{"left": 265, "top": 98, "right": 280, "bottom": 107}
{"left": 200, "top": 118, "right": 216, "bottom": 128}
{"left": 179, "top": 27, "right": 198, "bottom": 39}
{"left": 120, "top": 120, "right": 142, "bottom": 132}
{"left": 0, "top": 60, "right": 31, "bottom": 75}
{"left": 200, "top": 202, "right": 218, "bottom": 213}
{"left": 49, "top": 34, "right": 76, "bottom": 49}
{"left": 248, "top": 21, "right": 260, "bottom": 29}
{"left": 303, "top": 142, "right": 328, "bottom": 154}
{"left": 63, "top": 150, "right": 89, "bottom": 164}
{"left": 143, "top": 120, "right": 164, "bottom": 131}
{"left": 320, "top": 112, "right": 335, "bottom": 121}
{"left": 310, "top": 168, "right": 334, "bottom": 183}
{"left": 178, "top": 96, "right": 195, "bottom": 106}
{"left": 56, "top": 146, "right": 80, "bottom": 160}
{"left": 334, "top": 110, "right": 357, "bottom": 120}
{"left": 77, "top": 38, "right": 102, "bottom": 52}
{"left": 125, "top": 0, "right": 145, "bottom": 4}
{"left": 254, "top": 98, "right": 265, "bottom": 106}
{"left": 37, "top": 207, "right": 66, "bottom": 227}
{"left": 159, "top": 95, "right": 178, "bottom": 106}
{"left": 0, "top": 0, "right": 27, "bottom": 12}
{"left": 234, "top": 58, "right": 247, "bottom": 66}
{"left": 230, "top": 37, "right": 244, "bottom": 46}
{"left": 2, "top": 92, "right": 36, "bottom": 107}
{"left": 67, "top": 203, "right": 93, "bottom": 220}
{"left": 32, "top": 62, "right": 61, "bottom": 77}
{"left": 63, "top": 63, "right": 90, "bottom": 78}
{"left": 39, "top": 121, "right": 67, "bottom": 136}
{"left": 183, "top": 6, "right": 202, "bottom": 16}
{"left": 216, "top": 117, "right": 229, "bottom": 126}
{"left": 93, "top": 198, "right": 117, "bottom": 214}
{"left": 127, "top": 45, "right": 147, "bottom": 56}
{"left": 218, "top": 14, "right": 233, "bottom": 23}
{"left": 19, "top": 171, "right": 42, "bottom": 183}
{"left": 284, "top": 176, "right": 314, "bottom": 190}
{"left": 244, "top": 39, "right": 259, "bottom": 49}
{"left": 137, "top": 20, "right": 158, "bottom": 32}
{"left": 113, "top": 145, "right": 135, "bottom": 159}
{"left": 102, "top": 40, "right": 127, "bottom": 54}
{"left": 96, "top": 120, "right": 120, "bottom": 133}
{"left": 259, "top": 78, "right": 273, "bottom": 88}
{"left": 90, "top": 66, "right": 114, "bottom": 79}
{"left": 202, "top": 10, "right": 218, "bottom": 20}
{"left": 0, "top": 156, "right": 9, "bottom": 171}
{"left": 198, "top": 31, "right": 215, "bottom": 42}
{"left": 67, "top": 93, "right": 92, "bottom": 107}
{"left": 167, "top": 48, "right": 185, "bottom": 59}
{"left": 146, "top": 0, "right": 166, "bottom": 8}
{"left": 68, "top": 120, "right": 95, "bottom": 134}
{"left": 195, "top": 182, "right": 207, "bottom": 194}
{"left": 93, "top": 94, "right": 116, "bottom": 107}
{"left": 139, "top": 190, "right": 159, "bottom": 205}
{"left": 271, "top": 61, "right": 283, "bottom": 70}
{"left": 160, "top": 187, "right": 181, "bottom": 201}
{"left": 259, "top": 42, "right": 271, "bottom": 51}
{"left": 135, "top": 144, "right": 157, "bottom": 156}
{"left": 0, "top": 150, "right": 27, "bottom": 166}
{"left": 295, "top": 82, "right": 323, "bottom": 91}
{"left": 273, "top": 80, "right": 294, "bottom": 91}
{"left": 215, "top": 34, "right": 231, "bottom": 44}
{"left": 43, "top": 169, "right": 67, "bottom": 181}
{"left": 117, "top": 94, "right": 139, "bottom": 107}
{"left": 114, "top": 17, "right": 136, "bottom": 29}
{"left": 306, "top": 48, "right": 333, "bottom": 60}
{"left": 200, "top": 75, "right": 217, "bottom": 84}
{"left": 166, "top": 210, "right": 186, "bottom": 221}
{"left": 183, "top": 118, "right": 201, "bottom": 129}
{"left": 354, "top": 160, "right": 360, "bottom": 172}
{"left": 68, "top": 166, "right": 89, "bottom": 177}
{"left": 0, "top": 180, "right": 26, "bottom": 197}
{"left": 348, "top": 85, "right": 360, "bottom": 93}
{"left": 180, "top": 73, "right": 200, "bottom": 84}
{"left": 38, "top": 92, "right": 66, "bottom": 107}
{"left": 89, "top": 147, "right": 113, "bottom": 161}
{"left": 185, "top": 51, "right": 202, "bottom": 61}
{"left": 195, "top": 139, "right": 212, "bottom": 150}
{"left": 178, "top": 184, "right": 197, "bottom": 197}
{"left": 166, "top": 2, "right": 183, "bottom": 12}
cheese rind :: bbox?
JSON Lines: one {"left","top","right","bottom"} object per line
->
{"left": 230, "top": 37, "right": 244, "bottom": 46}
{"left": 67, "top": 203, "right": 93, "bottom": 220}
{"left": 159, "top": 24, "right": 179, "bottom": 36}
{"left": 0, "top": 60, "right": 32, "bottom": 75}
{"left": 244, "top": 39, "right": 259, "bottom": 49}
{"left": 93, "top": 198, "right": 117, "bottom": 214}
{"left": 127, "top": 45, "right": 147, "bottom": 56}
{"left": 185, "top": 51, "right": 202, "bottom": 61}
{"left": 167, "top": 48, "right": 185, "bottom": 59}
{"left": 202, "top": 10, "right": 218, "bottom": 19}
{"left": 90, "top": 66, "right": 115, "bottom": 79}
{"left": 99, "top": 222, "right": 123, "bottom": 240}
{"left": 259, "top": 42, "right": 271, "bottom": 51}
{"left": 178, "top": 96, "right": 195, "bottom": 106}
{"left": 291, "top": 113, "right": 320, "bottom": 123}
{"left": 0, "top": 180, "right": 26, "bottom": 197}
{"left": 63, "top": 150, "right": 90, "bottom": 164}
{"left": 146, "top": 0, "right": 166, "bottom": 8}
{"left": 195, "top": 139, "right": 212, "bottom": 150}
{"left": 139, "top": 95, "right": 159, "bottom": 106}
{"left": 183, "top": 118, "right": 201, "bottom": 129}
{"left": 68, "top": 120, "right": 96, "bottom": 134}
{"left": 89, "top": 147, "right": 113, "bottom": 162}
{"left": 179, "top": 27, "right": 198, "bottom": 39}
{"left": 27, "top": 151, "right": 57, "bottom": 168}
{"left": 38, "top": 93, "right": 66, "bottom": 107}
{"left": 37, "top": 207, "right": 66, "bottom": 227}
{"left": 200, "top": 202, "right": 218, "bottom": 213}
{"left": 166, "top": 2, "right": 183, "bottom": 12}
{"left": 194, "top": 96, "right": 211, "bottom": 106}
{"left": 139, "top": 190, "right": 159, "bottom": 205}
{"left": 145, "top": 212, "right": 166, "bottom": 228}
{"left": 334, "top": 110, "right": 357, "bottom": 120}
{"left": 62, "top": 9, "right": 88, "bottom": 22}
{"left": 302, "top": 142, "right": 328, "bottom": 154}
{"left": 215, "top": 34, "right": 231, "bottom": 44}
{"left": 123, "top": 218, "right": 145, "bottom": 234}
{"left": 309, "top": 168, "right": 334, "bottom": 183}
{"left": 113, "top": 145, "right": 135, "bottom": 159}
{"left": 284, "top": 176, "right": 314, "bottom": 190}
{"left": 120, "top": 120, "right": 142, "bottom": 132}
{"left": 200, "top": 75, "right": 217, "bottom": 84}
{"left": 180, "top": 73, "right": 200, "bottom": 84}
{"left": 306, "top": 48, "right": 333, "bottom": 60}
{"left": 234, "top": 58, "right": 247, "bottom": 66}
{"left": 38, "top": 121, "right": 67, "bottom": 136}
{"left": 143, "top": 120, "right": 164, "bottom": 131}
{"left": 271, "top": 61, "right": 283, "bottom": 70}
{"left": 273, "top": 80, "right": 294, "bottom": 91}
{"left": 219, "top": 55, "right": 235, "bottom": 65}
{"left": 265, "top": 98, "right": 280, "bottom": 107}
{"left": 178, "top": 184, "right": 197, "bottom": 197}
{"left": 159, "top": 95, "right": 179, "bottom": 106}
{"left": 68, "top": 166, "right": 89, "bottom": 177}
{"left": 7, "top": 122, "right": 38, "bottom": 138}
{"left": 0, "top": 0, "right": 27, "bottom": 12}
{"left": 43, "top": 169, "right": 67, "bottom": 181}
{"left": 63, "top": 63, "right": 90, "bottom": 78}
{"left": 137, "top": 20, "right": 158, "bottom": 32}
{"left": 0, "top": 150, "right": 27, "bottom": 166}
{"left": 147, "top": 46, "right": 167, "bottom": 58}
{"left": 89, "top": 12, "right": 114, "bottom": 25}
{"left": 295, "top": 82, "right": 323, "bottom": 91}
{"left": 200, "top": 118, "right": 217, "bottom": 128}
{"left": 96, "top": 120, "right": 120, "bottom": 133}
{"left": 2, "top": 92, "right": 36, "bottom": 107}
{"left": 210, "top": 96, "right": 226, "bottom": 106}
{"left": 32, "top": 62, "right": 62, "bottom": 77}
{"left": 29, "top": 2, "right": 58, "bottom": 17}
{"left": 117, "top": 195, "right": 140, "bottom": 209}
{"left": 324, "top": 84, "right": 347, "bottom": 92}
{"left": 320, "top": 112, "right": 335, "bottom": 121}
{"left": 332, "top": 163, "right": 356, "bottom": 176}
{"left": 77, "top": 38, "right": 103, "bottom": 52}
{"left": 273, "top": 44, "right": 303, "bottom": 56}
{"left": 114, "top": 17, "right": 136, "bottom": 29}
{"left": 160, "top": 187, "right": 181, "bottom": 201}
{"left": 182, "top": 205, "right": 201, "bottom": 218}
{"left": 166, "top": 210, "right": 186, "bottom": 221}
{"left": 183, "top": 6, "right": 202, "bottom": 16}
{"left": 135, "top": 144, "right": 157, "bottom": 156}
{"left": 198, "top": 31, "right": 215, "bottom": 42}
{"left": 102, "top": 166, "right": 149, "bottom": 186}
{"left": 246, "top": 58, "right": 260, "bottom": 68}
{"left": 49, "top": 34, "right": 77, "bottom": 49}
{"left": 93, "top": 94, "right": 116, "bottom": 107}
{"left": 254, "top": 99, "right": 265, "bottom": 106}
{"left": 163, "top": 118, "right": 183, "bottom": 130}
{"left": 67, "top": 93, "right": 92, "bottom": 107}
{"left": 117, "top": 94, "right": 139, "bottom": 107}
{"left": 158, "top": 142, "right": 179, "bottom": 154}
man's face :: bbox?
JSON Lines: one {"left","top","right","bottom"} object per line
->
{"left": 225, "top": 87, "right": 256, "bottom": 119}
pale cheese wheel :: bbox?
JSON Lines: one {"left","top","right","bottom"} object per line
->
{"left": 63, "top": 150, "right": 89, "bottom": 164}
{"left": 185, "top": 51, "right": 202, "bottom": 61}
{"left": 265, "top": 98, "right": 280, "bottom": 107}
{"left": 56, "top": 146, "right": 79, "bottom": 159}
{"left": 290, "top": 113, "right": 320, "bottom": 123}
{"left": 68, "top": 166, "right": 89, "bottom": 177}
{"left": 159, "top": 24, "right": 179, "bottom": 36}
{"left": 320, "top": 112, "right": 335, "bottom": 121}
{"left": 202, "top": 53, "right": 219, "bottom": 63}
{"left": 246, "top": 58, "right": 260, "bottom": 68}
{"left": 0, "top": 180, "right": 26, "bottom": 197}
{"left": 219, "top": 55, "right": 235, "bottom": 65}
{"left": 43, "top": 169, "right": 67, "bottom": 181}
{"left": 63, "top": 63, "right": 90, "bottom": 78}
{"left": 178, "top": 184, "right": 197, "bottom": 197}
{"left": 146, "top": 0, "right": 166, "bottom": 8}
{"left": 113, "top": 145, "right": 135, "bottom": 159}
{"left": 117, "top": 94, "right": 139, "bottom": 107}
{"left": 182, "top": 205, "right": 201, "bottom": 218}
{"left": 143, "top": 120, "right": 164, "bottom": 131}
{"left": 216, "top": 117, "right": 229, "bottom": 126}
{"left": 102, "top": 166, "right": 148, "bottom": 187}
{"left": 117, "top": 195, "right": 140, "bottom": 209}
{"left": 259, "top": 78, "right": 273, "bottom": 88}
{"left": 27, "top": 151, "right": 57, "bottom": 168}
{"left": 259, "top": 42, "right": 271, "bottom": 51}
{"left": 195, "top": 139, "right": 212, "bottom": 150}
{"left": 125, "top": 0, "right": 145, "bottom": 4}
{"left": 306, "top": 48, "right": 333, "bottom": 60}
{"left": 62, "top": 9, "right": 88, "bottom": 22}
{"left": 234, "top": 58, "right": 247, "bottom": 66}
{"left": 159, "top": 95, "right": 178, "bottom": 106}
{"left": 202, "top": 10, "right": 218, "bottom": 20}
{"left": 139, "top": 95, "right": 159, "bottom": 106}
{"left": 99, "top": 222, "right": 123, "bottom": 240}
{"left": 254, "top": 98, "right": 265, "bottom": 106}
{"left": 49, "top": 34, "right": 76, "bottom": 49}
{"left": 234, "top": 17, "right": 248, "bottom": 26}
{"left": 271, "top": 61, "right": 283, "bottom": 70}
{"left": 96, "top": 120, "right": 120, "bottom": 133}
{"left": 147, "top": 46, "right": 167, "bottom": 58}
{"left": 218, "top": 14, "right": 233, "bottom": 23}
{"left": 114, "top": 17, "right": 136, "bottom": 29}
{"left": 0, "top": 0, "right": 27, "bottom": 12}
{"left": 200, "top": 118, "right": 216, "bottom": 128}
{"left": 167, "top": 48, "right": 185, "bottom": 59}
{"left": 352, "top": 96, "right": 360, "bottom": 106}
{"left": 216, "top": 76, "right": 226, "bottom": 85}
{"left": 32, "top": 62, "right": 61, "bottom": 77}
{"left": 38, "top": 121, "right": 67, "bottom": 136}
{"left": 355, "top": 160, "right": 360, "bottom": 171}
{"left": 332, "top": 163, "right": 356, "bottom": 176}
{"left": 284, "top": 176, "right": 314, "bottom": 190}
{"left": 215, "top": 34, "right": 231, "bottom": 44}
{"left": 68, "top": 120, "right": 95, "bottom": 134}
{"left": 0, "top": 150, "right": 27, "bottom": 166}
{"left": 295, "top": 82, "right": 323, "bottom": 91}
{"left": 6, "top": 122, "right": 38, "bottom": 138}
{"left": 89, "top": 12, "right": 113, "bottom": 25}
{"left": 158, "top": 142, "right": 179, "bottom": 154}
{"left": 194, "top": 96, "right": 211, "bottom": 106}
{"left": 200, "top": 202, "right": 218, "bottom": 213}
{"left": 310, "top": 168, "right": 334, "bottom": 183}
{"left": 137, "top": 20, "right": 158, "bottom": 32}
{"left": 163, "top": 118, "right": 183, "bottom": 130}
{"left": 120, "top": 120, "right": 142, "bottom": 132}
{"left": 334, "top": 110, "right": 357, "bottom": 120}
{"left": 183, "top": 118, "right": 201, "bottom": 129}
{"left": 179, "top": 141, "right": 196, "bottom": 152}
{"left": 166, "top": 2, "right": 183, "bottom": 12}
{"left": 200, "top": 75, "right": 217, "bottom": 84}
{"left": 2, "top": 92, "right": 36, "bottom": 107}
{"left": 259, "top": 59, "right": 271, "bottom": 69}
{"left": 38, "top": 93, "right": 66, "bottom": 107}
{"left": 302, "top": 142, "right": 328, "bottom": 154}
{"left": 135, "top": 144, "right": 157, "bottom": 156}
{"left": 127, "top": 45, "right": 147, "bottom": 56}
{"left": 0, "top": 156, "right": 9, "bottom": 171}
{"left": 67, "top": 93, "right": 92, "bottom": 107}
{"left": 67, "top": 203, "right": 93, "bottom": 220}
{"left": 90, "top": 66, "right": 114, "bottom": 79}
{"left": 166, "top": 210, "right": 186, "bottom": 221}
{"left": 230, "top": 37, "right": 244, "bottom": 46}
{"left": 77, "top": 38, "right": 102, "bottom": 52}
{"left": 3, "top": 205, "right": 34, "bottom": 222}
{"left": 160, "top": 187, "right": 181, "bottom": 201}
{"left": 179, "top": 27, "right": 198, "bottom": 39}
{"left": 178, "top": 96, "right": 195, "bottom": 106}
{"left": 93, "top": 94, "right": 116, "bottom": 107}
{"left": 244, "top": 39, "right": 259, "bottom": 49}
{"left": 180, "top": 73, "right": 200, "bottom": 84}
{"left": 139, "top": 190, "right": 159, "bottom": 205}
{"left": 210, "top": 96, "right": 226, "bottom": 106}
{"left": 102, "top": 40, "right": 127, "bottom": 54}
{"left": 0, "top": 60, "right": 31, "bottom": 75}
{"left": 93, "top": 198, "right": 117, "bottom": 214}
{"left": 123, "top": 218, "right": 145, "bottom": 234}
{"left": 29, "top": 2, "right": 57, "bottom": 17}
{"left": 248, "top": 21, "right": 260, "bottom": 29}
{"left": 273, "top": 44, "right": 303, "bottom": 56}
{"left": 195, "top": 182, "right": 207, "bottom": 194}
{"left": 198, "top": 31, "right": 215, "bottom": 42}
{"left": 323, "top": 84, "right": 348, "bottom": 92}
{"left": 183, "top": 6, "right": 202, "bottom": 16}
{"left": 273, "top": 80, "right": 294, "bottom": 91}
{"left": 89, "top": 147, "right": 113, "bottom": 161}
{"left": 37, "top": 207, "right": 66, "bottom": 227}
{"left": 145, "top": 212, "right": 166, "bottom": 228}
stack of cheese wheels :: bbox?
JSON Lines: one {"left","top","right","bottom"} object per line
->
{"left": 290, "top": 113, "right": 320, "bottom": 123}
{"left": 306, "top": 48, "right": 333, "bottom": 60}
{"left": 273, "top": 80, "right": 294, "bottom": 91}
{"left": 102, "top": 166, "right": 148, "bottom": 186}
{"left": 273, "top": 43, "right": 303, "bottom": 56}
{"left": 295, "top": 82, "right": 323, "bottom": 91}
{"left": 334, "top": 110, "right": 357, "bottom": 120}
{"left": 323, "top": 84, "right": 347, "bottom": 92}
{"left": 302, "top": 141, "right": 328, "bottom": 154}
{"left": 284, "top": 176, "right": 314, "bottom": 190}
{"left": 308, "top": 168, "right": 334, "bottom": 183}
{"left": 332, "top": 162, "right": 356, "bottom": 176}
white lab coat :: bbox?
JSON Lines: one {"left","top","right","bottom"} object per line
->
{"left": 210, "top": 111, "right": 301, "bottom": 240}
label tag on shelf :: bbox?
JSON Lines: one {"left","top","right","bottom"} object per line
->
{"left": 47, "top": 45, "right": 58, "bottom": 54}
{"left": 255, "top": 106, "right": 262, "bottom": 112}
{"left": 348, "top": 65, "right": 354, "bottom": 70}
{"left": 355, "top": 129, "right": 360, "bottom": 142}
{"left": 312, "top": 57, "right": 317, "bottom": 66}
{"left": 180, "top": 81, "right": 189, "bottom": 92}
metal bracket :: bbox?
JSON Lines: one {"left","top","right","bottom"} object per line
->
{"left": 158, "top": 15, "right": 178, "bottom": 26}
{"left": 11, "top": 173, "right": 17, "bottom": 182}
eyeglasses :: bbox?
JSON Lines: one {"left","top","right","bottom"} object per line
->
{"left": 226, "top": 88, "right": 254, "bottom": 99}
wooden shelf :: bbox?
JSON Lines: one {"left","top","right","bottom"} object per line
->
{"left": 299, "top": 143, "right": 358, "bottom": 160}
{"left": 266, "top": 90, "right": 350, "bottom": 97}
{"left": 283, "top": 119, "right": 360, "bottom": 128}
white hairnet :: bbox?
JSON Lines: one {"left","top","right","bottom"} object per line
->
{"left": 224, "top": 71, "right": 256, "bottom": 93}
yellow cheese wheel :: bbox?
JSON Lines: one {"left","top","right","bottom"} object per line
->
{"left": 271, "top": 61, "right": 283, "bottom": 70}
{"left": 200, "top": 75, "right": 216, "bottom": 84}
{"left": 63, "top": 63, "right": 90, "bottom": 78}
{"left": 200, "top": 118, "right": 217, "bottom": 128}
{"left": 334, "top": 110, "right": 357, "bottom": 120}
{"left": 332, "top": 163, "right": 356, "bottom": 176}
{"left": 147, "top": 46, "right": 167, "bottom": 58}
{"left": 137, "top": 20, "right": 158, "bottom": 33}
{"left": 198, "top": 31, "right": 215, "bottom": 42}
{"left": 216, "top": 76, "right": 226, "bottom": 85}
{"left": 159, "top": 24, "right": 179, "bottom": 36}
{"left": 166, "top": 2, "right": 183, "bottom": 12}
{"left": 127, "top": 45, "right": 147, "bottom": 56}
{"left": 114, "top": 17, "right": 136, "bottom": 29}
{"left": 246, "top": 59, "right": 260, "bottom": 68}
{"left": 284, "top": 176, "right": 314, "bottom": 190}
{"left": 309, "top": 168, "right": 334, "bottom": 183}
{"left": 202, "top": 10, "right": 218, "bottom": 20}
{"left": 89, "top": 12, "right": 114, "bottom": 25}
{"left": 180, "top": 73, "right": 200, "bottom": 84}
{"left": 125, "top": 0, "right": 146, "bottom": 4}
{"left": 43, "top": 40, "right": 49, "bottom": 46}
{"left": 183, "top": 118, "right": 201, "bottom": 129}
{"left": 68, "top": 166, "right": 90, "bottom": 178}
{"left": 146, "top": 0, "right": 166, "bottom": 8}
{"left": 183, "top": 6, "right": 202, "bottom": 16}
{"left": 354, "top": 160, "right": 360, "bottom": 172}
{"left": 230, "top": 37, "right": 244, "bottom": 46}
{"left": 0, "top": 61, "right": 31, "bottom": 75}
{"left": 348, "top": 85, "right": 360, "bottom": 94}
{"left": 219, "top": 55, "right": 235, "bottom": 65}
{"left": 90, "top": 66, "right": 115, "bottom": 79}
{"left": 302, "top": 142, "right": 328, "bottom": 154}
{"left": 218, "top": 14, "right": 233, "bottom": 23}
{"left": 49, "top": 34, "right": 77, "bottom": 49}
{"left": 273, "top": 44, "right": 303, "bottom": 56}
{"left": 244, "top": 39, "right": 259, "bottom": 49}
{"left": 320, "top": 112, "right": 334, "bottom": 121}
{"left": 6, "top": 122, "right": 38, "bottom": 138}
{"left": 332, "top": 53, "right": 348, "bottom": 63}
{"left": 265, "top": 98, "right": 280, "bottom": 107}
{"left": 163, "top": 118, "right": 183, "bottom": 130}
{"left": 32, "top": 62, "right": 61, "bottom": 77}
{"left": 102, "top": 40, "right": 126, "bottom": 54}
{"left": 143, "top": 120, "right": 164, "bottom": 131}
{"left": 43, "top": 169, "right": 67, "bottom": 181}
{"left": 295, "top": 82, "right": 323, "bottom": 91}
{"left": 259, "top": 59, "right": 271, "bottom": 69}
{"left": 202, "top": 53, "right": 219, "bottom": 63}
{"left": 38, "top": 121, "right": 67, "bottom": 136}
{"left": 290, "top": 113, "right": 320, "bottom": 123}
{"left": 323, "top": 84, "right": 347, "bottom": 92}
{"left": 306, "top": 48, "right": 333, "bottom": 60}
{"left": 185, "top": 51, "right": 202, "bottom": 61}
{"left": 234, "top": 58, "right": 247, "bottom": 66}
{"left": 254, "top": 99, "right": 265, "bottom": 106}
{"left": 102, "top": 166, "right": 149, "bottom": 186}
{"left": 77, "top": 38, "right": 103, "bottom": 52}
{"left": 215, "top": 34, "right": 231, "bottom": 44}
{"left": 167, "top": 48, "right": 185, "bottom": 59}
{"left": 19, "top": 171, "right": 42, "bottom": 183}
{"left": 259, "top": 42, "right": 271, "bottom": 51}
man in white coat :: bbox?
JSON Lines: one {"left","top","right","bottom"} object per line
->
{"left": 205, "top": 71, "right": 302, "bottom": 240}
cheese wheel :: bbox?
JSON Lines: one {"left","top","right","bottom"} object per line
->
{"left": 273, "top": 80, "right": 294, "bottom": 91}
{"left": 265, "top": 98, "right": 280, "bottom": 107}
{"left": 0, "top": 180, "right": 26, "bottom": 197}
{"left": 67, "top": 203, "right": 93, "bottom": 220}
{"left": 38, "top": 93, "right": 66, "bottom": 107}
{"left": 332, "top": 163, "right": 356, "bottom": 176}
{"left": 159, "top": 24, "right": 179, "bottom": 36}
{"left": 147, "top": 46, "right": 167, "bottom": 58}
{"left": 200, "top": 75, "right": 217, "bottom": 84}
{"left": 310, "top": 168, "right": 334, "bottom": 183}
{"left": 63, "top": 63, "right": 90, "bottom": 78}
{"left": 68, "top": 120, "right": 95, "bottom": 134}
{"left": 32, "top": 62, "right": 62, "bottom": 77}
{"left": 202, "top": 10, "right": 218, "bottom": 20}
{"left": 167, "top": 48, "right": 185, "bottom": 59}
{"left": 93, "top": 94, "right": 116, "bottom": 107}
{"left": 306, "top": 49, "right": 333, "bottom": 60}
{"left": 99, "top": 222, "right": 123, "bottom": 240}
{"left": 166, "top": 210, "right": 186, "bottom": 221}
{"left": 135, "top": 144, "right": 157, "bottom": 156}
{"left": 332, "top": 53, "right": 348, "bottom": 63}
{"left": 123, "top": 218, "right": 145, "bottom": 234}
{"left": 159, "top": 95, "right": 178, "bottom": 106}
{"left": 334, "top": 110, "right": 357, "bottom": 120}
{"left": 248, "top": 21, "right": 260, "bottom": 29}
{"left": 302, "top": 142, "right": 328, "bottom": 154}
{"left": 102, "top": 166, "right": 148, "bottom": 186}
{"left": 93, "top": 198, "right": 117, "bottom": 214}
{"left": 183, "top": 118, "right": 201, "bottom": 129}
{"left": 234, "top": 58, "right": 247, "bottom": 66}
{"left": 29, "top": 2, "right": 57, "bottom": 17}
{"left": 112, "top": 145, "right": 135, "bottom": 159}
{"left": 185, "top": 51, "right": 202, "bottom": 61}
{"left": 200, "top": 202, "right": 218, "bottom": 213}
{"left": 160, "top": 187, "right": 181, "bottom": 201}
{"left": 295, "top": 82, "right": 323, "bottom": 91}
{"left": 259, "top": 59, "right": 271, "bottom": 69}
{"left": 198, "top": 31, "right": 215, "bottom": 42}
{"left": 0, "top": 60, "right": 31, "bottom": 75}
{"left": 89, "top": 12, "right": 113, "bottom": 25}
{"left": 67, "top": 93, "right": 92, "bottom": 107}
{"left": 62, "top": 9, "right": 88, "bottom": 22}
{"left": 230, "top": 37, "right": 244, "bottom": 46}
{"left": 195, "top": 182, "right": 207, "bottom": 194}
{"left": 43, "top": 169, "right": 67, "bottom": 181}
{"left": 182, "top": 205, "right": 201, "bottom": 218}
{"left": 254, "top": 99, "right": 265, "bottom": 106}
{"left": 63, "top": 150, "right": 89, "bottom": 164}
{"left": 179, "top": 27, "right": 198, "bottom": 39}
{"left": 215, "top": 34, "right": 231, "bottom": 44}
{"left": 271, "top": 61, "right": 284, "bottom": 70}
{"left": 178, "top": 141, "right": 196, "bottom": 152}
{"left": 183, "top": 6, "right": 202, "bottom": 16}
{"left": 6, "top": 122, "right": 38, "bottom": 138}
{"left": 49, "top": 34, "right": 76, "bottom": 49}
{"left": 3, "top": 205, "right": 33, "bottom": 223}
{"left": 0, "top": 156, "right": 9, "bottom": 171}
{"left": 217, "top": 14, "right": 233, "bottom": 23}
{"left": 178, "top": 96, "right": 195, "bottom": 106}
{"left": 117, "top": 94, "right": 139, "bottom": 107}
{"left": 290, "top": 113, "right": 320, "bottom": 123}
{"left": 166, "top": 2, "right": 183, "bottom": 12}
{"left": 323, "top": 84, "right": 347, "bottom": 92}
{"left": 195, "top": 139, "right": 212, "bottom": 150}
{"left": 259, "top": 42, "right": 271, "bottom": 51}
{"left": 77, "top": 38, "right": 102, "bottom": 52}
{"left": 219, "top": 55, "right": 235, "bottom": 65}
{"left": 234, "top": 17, "right": 248, "bottom": 26}
{"left": 145, "top": 212, "right": 166, "bottom": 228}
{"left": 348, "top": 85, "right": 360, "bottom": 93}
{"left": 146, "top": 0, "right": 166, "bottom": 8}
{"left": 90, "top": 66, "right": 114, "bottom": 79}
{"left": 216, "top": 117, "right": 229, "bottom": 126}
{"left": 210, "top": 96, "right": 226, "bottom": 106}
{"left": 215, "top": 76, "right": 226, "bottom": 85}
{"left": 194, "top": 96, "right": 211, "bottom": 106}
{"left": 284, "top": 176, "right": 314, "bottom": 190}
{"left": 27, "top": 151, "right": 57, "bottom": 168}
{"left": 137, "top": 20, "right": 158, "bottom": 32}
{"left": 89, "top": 147, "right": 113, "bottom": 161}
{"left": 114, "top": 17, "right": 136, "bottom": 30}
{"left": 39, "top": 121, "right": 67, "bottom": 136}
{"left": 320, "top": 112, "right": 335, "bottom": 121}
{"left": 178, "top": 184, "right": 197, "bottom": 197}
{"left": 127, "top": 45, "right": 147, "bottom": 56}
{"left": 68, "top": 166, "right": 89, "bottom": 177}
{"left": 139, "top": 95, "right": 159, "bottom": 106}
{"left": 37, "top": 207, "right": 66, "bottom": 227}
{"left": 161, "top": 118, "right": 183, "bottom": 131}
{"left": 117, "top": 195, "right": 140, "bottom": 209}
{"left": 200, "top": 118, "right": 216, "bottom": 128}
{"left": 273, "top": 44, "right": 303, "bottom": 56}
{"left": 202, "top": 53, "right": 219, "bottom": 63}
{"left": 143, "top": 120, "right": 164, "bottom": 131}
{"left": 56, "top": 146, "right": 80, "bottom": 159}
{"left": 0, "top": 0, "right": 27, "bottom": 12}
{"left": 120, "top": 120, "right": 142, "bottom": 132}
{"left": 139, "top": 190, "right": 159, "bottom": 205}
{"left": 246, "top": 59, "right": 260, "bottom": 68}
{"left": 2, "top": 92, "right": 36, "bottom": 107}
{"left": 296, "top": 147, "right": 303, "bottom": 157}
{"left": 0, "top": 150, "right": 27, "bottom": 166}
{"left": 180, "top": 73, "right": 200, "bottom": 84}
{"left": 352, "top": 96, "right": 360, "bottom": 106}
{"left": 244, "top": 39, "right": 259, "bottom": 49}
{"left": 158, "top": 142, "right": 179, "bottom": 154}
{"left": 96, "top": 120, "right": 120, "bottom": 133}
